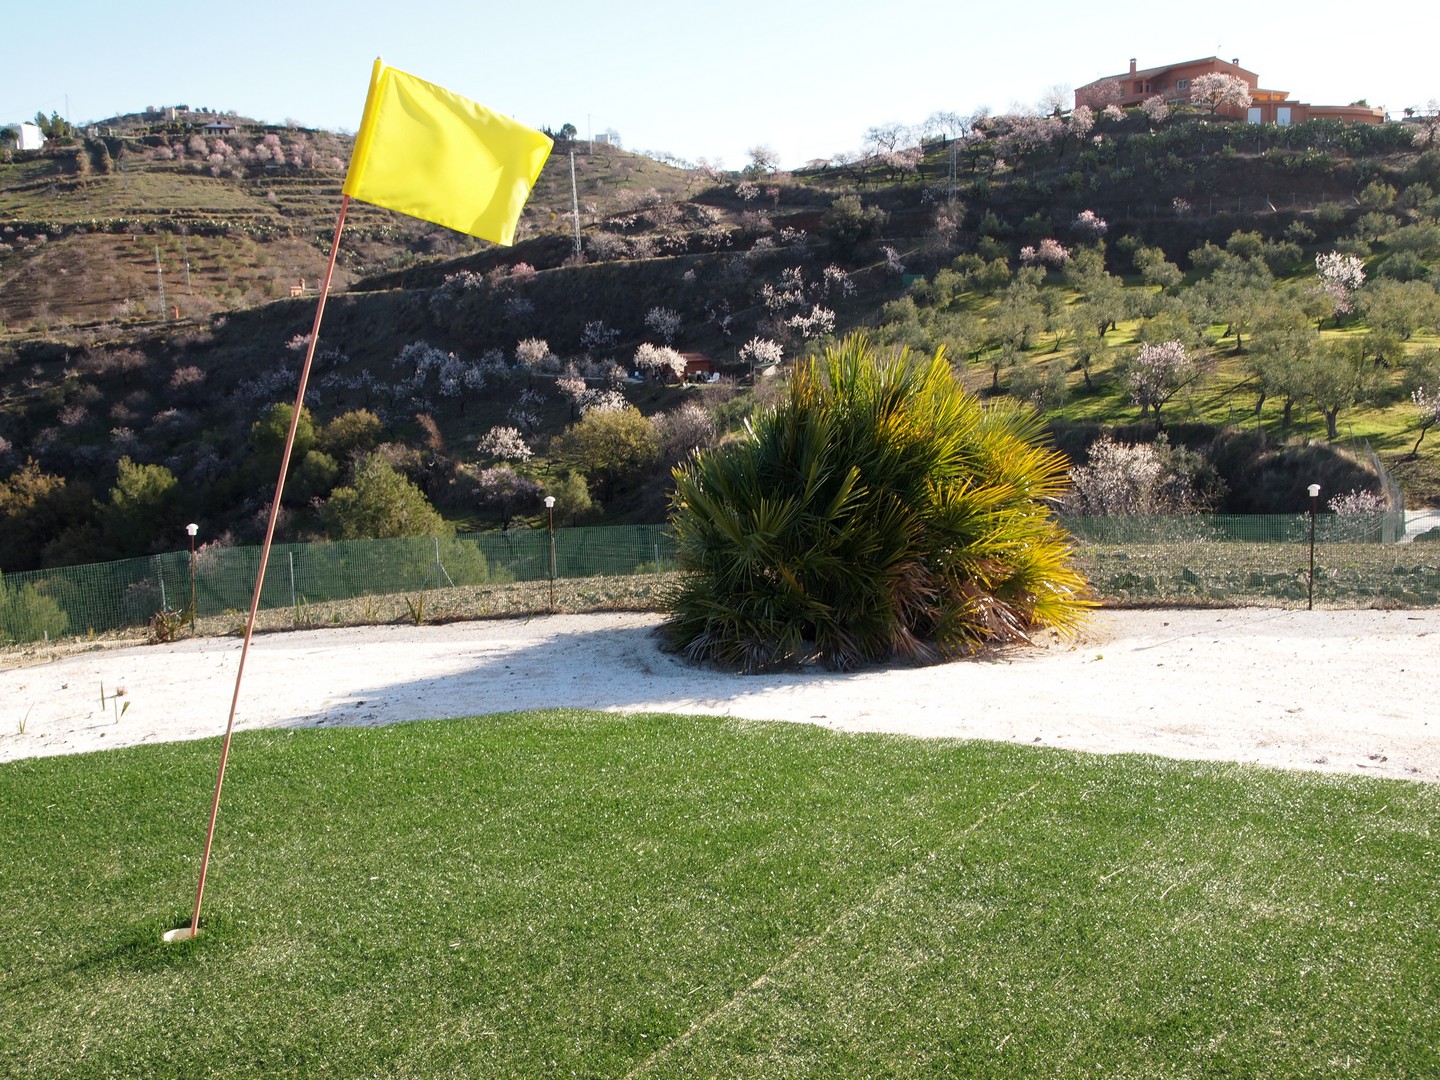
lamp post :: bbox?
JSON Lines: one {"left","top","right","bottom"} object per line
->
{"left": 544, "top": 496, "right": 557, "bottom": 612}
{"left": 186, "top": 523, "right": 199, "bottom": 631}
{"left": 1307, "top": 484, "right": 1320, "bottom": 611}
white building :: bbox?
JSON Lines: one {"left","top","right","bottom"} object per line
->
{"left": 12, "top": 122, "right": 45, "bottom": 150}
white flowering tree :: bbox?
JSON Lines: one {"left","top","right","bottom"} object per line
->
{"left": 1077, "top": 79, "right": 1125, "bottom": 111}
{"left": 1072, "top": 209, "right": 1108, "bottom": 240}
{"left": 579, "top": 388, "right": 629, "bottom": 414}
{"left": 1325, "top": 487, "right": 1390, "bottom": 541}
{"left": 1020, "top": 238, "right": 1071, "bottom": 268}
{"left": 633, "top": 342, "right": 687, "bottom": 382}
{"left": 1141, "top": 96, "right": 1170, "bottom": 125}
{"left": 393, "top": 340, "right": 449, "bottom": 377}
{"left": 1063, "top": 437, "right": 1162, "bottom": 515}
{"left": 739, "top": 337, "right": 783, "bottom": 369}
{"left": 821, "top": 265, "right": 856, "bottom": 299}
{"left": 1411, "top": 387, "right": 1440, "bottom": 454}
{"left": 1411, "top": 100, "right": 1440, "bottom": 147}
{"left": 1329, "top": 488, "right": 1387, "bottom": 515}
{"left": 654, "top": 402, "right": 717, "bottom": 464}
{"left": 580, "top": 320, "right": 620, "bottom": 357}
{"left": 1315, "top": 251, "right": 1366, "bottom": 322}
{"left": 1315, "top": 251, "right": 1366, "bottom": 291}
{"left": 515, "top": 337, "right": 553, "bottom": 378}
{"left": 644, "top": 306, "right": 682, "bottom": 344}
{"left": 556, "top": 371, "right": 588, "bottom": 420}
{"left": 476, "top": 425, "right": 532, "bottom": 462}
{"left": 1127, "top": 340, "right": 1200, "bottom": 426}
{"left": 786, "top": 305, "right": 837, "bottom": 339}
{"left": 1189, "top": 73, "right": 1252, "bottom": 114}
{"left": 436, "top": 354, "right": 468, "bottom": 410}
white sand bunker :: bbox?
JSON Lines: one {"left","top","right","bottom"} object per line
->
{"left": 3, "top": 607, "right": 1437, "bottom": 784}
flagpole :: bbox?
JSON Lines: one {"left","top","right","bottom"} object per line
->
{"left": 167, "top": 195, "right": 353, "bottom": 942}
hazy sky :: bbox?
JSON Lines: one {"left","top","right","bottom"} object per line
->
{"left": 5, "top": 0, "right": 1435, "bottom": 170}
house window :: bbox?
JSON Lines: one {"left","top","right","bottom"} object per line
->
{"left": 1176, "top": 79, "right": 1189, "bottom": 91}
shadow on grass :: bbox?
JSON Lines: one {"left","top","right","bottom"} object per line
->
{"left": 4, "top": 910, "right": 205, "bottom": 996}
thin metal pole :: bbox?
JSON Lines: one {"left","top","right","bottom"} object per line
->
{"left": 176, "top": 195, "right": 352, "bottom": 941}
{"left": 189, "top": 534, "right": 197, "bottom": 632}
{"left": 547, "top": 504, "right": 556, "bottom": 611}
{"left": 1308, "top": 494, "right": 1317, "bottom": 611}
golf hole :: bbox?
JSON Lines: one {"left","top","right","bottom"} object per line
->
{"left": 162, "top": 927, "right": 197, "bottom": 943}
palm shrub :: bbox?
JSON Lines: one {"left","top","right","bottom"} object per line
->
{"left": 664, "top": 335, "right": 1092, "bottom": 672}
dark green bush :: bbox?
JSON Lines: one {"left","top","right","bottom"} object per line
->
{"left": 664, "top": 335, "right": 1093, "bottom": 672}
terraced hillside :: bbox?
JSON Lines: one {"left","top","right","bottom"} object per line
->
{"left": 3, "top": 105, "right": 1439, "bottom": 573}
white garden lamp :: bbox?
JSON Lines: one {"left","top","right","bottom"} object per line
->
{"left": 186, "top": 523, "right": 199, "bottom": 632}
{"left": 545, "top": 496, "right": 557, "bottom": 611}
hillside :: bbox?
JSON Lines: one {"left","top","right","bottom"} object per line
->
{"left": 3, "top": 104, "right": 1440, "bottom": 573}
{"left": 0, "top": 115, "right": 720, "bottom": 332}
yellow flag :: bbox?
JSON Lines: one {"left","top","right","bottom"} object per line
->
{"left": 343, "top": 59, "right": 553, "bottom": 245}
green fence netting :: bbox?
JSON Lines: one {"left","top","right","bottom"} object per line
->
{"left": 1063, "top": 512, "right": 1439, "bottom": 608}
{"left": 1, "top": 525, "right": 678, "bottom": 644}
{"left": 3, "top": 514, "right": 1437, "bottom": 645}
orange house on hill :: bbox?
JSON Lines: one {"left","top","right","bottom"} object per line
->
{"left": 1075, "top": 56, "right": 1385, "bottom": 126}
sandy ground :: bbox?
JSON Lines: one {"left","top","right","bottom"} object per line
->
{"left": 2, "top": 608, "right": 1437, "bottom": 783}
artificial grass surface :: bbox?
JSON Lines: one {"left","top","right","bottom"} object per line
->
{"left": 1, "top": 711, "right": 1436, "bottom": 1077}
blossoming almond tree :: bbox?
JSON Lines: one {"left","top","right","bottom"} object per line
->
{"left": 739, "top": 337, "right": 783, "bottom": 369}
{"left": 1127, "top": 340, "right": 1200, "bottom": 427}
{"left": 786, "top": 306, "right": 837, "bottom": 339}
{"left": 1411, "top": 388, "right": 1440, "bottom": 454}
{"left": 643, "top": 306, "right": 682, "bottom": 344}
{"left": 515, "top": 337, "right": 553, "bottom": 376}
{"left": 1020, "top": 238, "right": 1071, "bottom": 268}
{"left": 1189, "top": 73, "right": 1253, "bottom": 114}
{"left": 476, "top": 425, "right": 532, "bottom": 462}
{"left": 1073, "top": 209, "right": 1108, "bottom": 240}
{"left": 1063, "top": 436, "right": 1170, "bottom": 515}
{"left": 633, "top": 343, "right": 687, "bottom": 382}
{"left": 1315, "top": 251, "right": 1366, "bottom": 322}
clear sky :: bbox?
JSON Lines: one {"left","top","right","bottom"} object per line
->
{"left": 4, "top": 0, "right": 1435, "bottom": 170}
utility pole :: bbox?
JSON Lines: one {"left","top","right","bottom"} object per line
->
{"left": 569, "top": 150, "right": 582, "bottom": 260}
